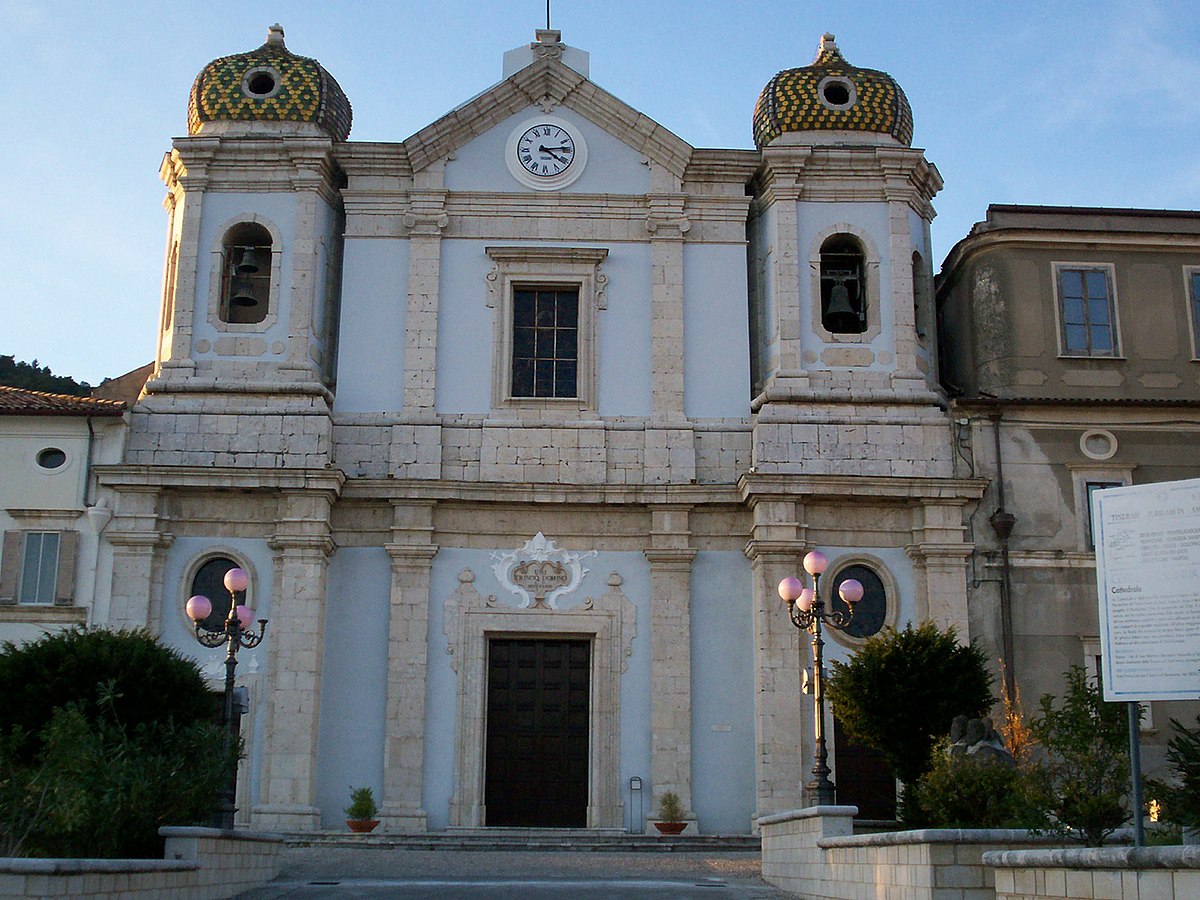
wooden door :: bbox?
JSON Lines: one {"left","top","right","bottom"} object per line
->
{"left": 485, "top": 638, "right": 590, "bottom": 827}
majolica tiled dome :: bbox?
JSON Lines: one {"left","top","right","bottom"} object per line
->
{"left": 188, "top": 24, "right": 352, "bottom": 140}
{"left": 753, "top": 34, "right": 912, "bottom": 149}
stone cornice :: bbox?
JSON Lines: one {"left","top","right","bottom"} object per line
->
{"left": 335, "top": 142, "right": 413, "bottom": 178}
{"left": 683, "top": 149, "right": 760, "bottom": 186}
{"left": 163, "top": 135, "right": 342, "bottom": 202}
{"left": 905, "top": 542, "right": 976, "bottom": 562}
{"left": 739, "top": 473, "right": 986, "bottom": 504}
{"left": 95, "top": 465, "right": 345, "bottom": 496}
{"left": 341, "top": 478, "right": 741, "bottom": 506}
{"left": 643, "top": 547, "right": 697, "bottom": 567}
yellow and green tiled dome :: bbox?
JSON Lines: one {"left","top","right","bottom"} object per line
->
{"left": 188, "top": 24, "right": 352, "bottom": 140}
{"left": 754, "top": 34, "right": 912, "bottom": 149}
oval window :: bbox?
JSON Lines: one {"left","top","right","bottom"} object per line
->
{"left": 189, "top": 557, "right": 245, "bottom": 632}
{"left": 36, "top": 448, "right": 67, "bottom": 470}
{"left": 830, "top": 564, "right": 888, "bottom": 640}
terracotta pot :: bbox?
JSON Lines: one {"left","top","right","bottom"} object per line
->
{"left": 653, "top": 821, "right": 687, "bottom": 835}
{"left": 346, "top": 818, "right": 380, "bottom": 833}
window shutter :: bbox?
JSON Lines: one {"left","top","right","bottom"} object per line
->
{"left": 0, "top": 531, "right": 20, "bottom": 606}
{"left": 54, "top": 531, "right": 79, "bottom": 607}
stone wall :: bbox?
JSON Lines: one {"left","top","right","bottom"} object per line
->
{"left": 761, "top": 807, "right": 1058, "bottom": 900}
{"left": 986, "top": 846, "right": 1200, "bottom": 899}
{"left": 0, "top": 827, "right": 281, "bottom": 899}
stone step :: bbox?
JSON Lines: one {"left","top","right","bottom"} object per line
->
{"left": 286, "top": 829, "right": 761, "bottom": 853}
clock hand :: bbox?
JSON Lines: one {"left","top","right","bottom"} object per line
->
{"left": 538, "top": 145, "right": 570, "bottom": 164}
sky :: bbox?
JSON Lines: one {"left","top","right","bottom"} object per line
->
{"left": 2, "top": 0, "right": 1199, "bottom": 386}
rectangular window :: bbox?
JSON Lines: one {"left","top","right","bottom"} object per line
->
{"left": 1085, "top": 481, "right": 1122, "bottom": 550}
{"left": 1190, "top": 269, "right": 1200, "bottom": 357}
{"left": 511, "top": 287, "right": 579, "bottom": 399}
{"left": 19, "top": 532, "right": 60, "bottom": 605}
{"left": 1056, "top": 266, "right": 1118, "bottom": 356}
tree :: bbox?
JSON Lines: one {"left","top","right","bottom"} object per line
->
{"left": 1027, "top": 666, "right": 1130, "bottom": 846}
{"left": 0, "top": 627, "right": 217, "bottom": 762}
{"left": 826, "top": 622, "right": 995, "bottom": 791}
{"left": 0, "top": 629, "right": 227, "bottom": 858}
{"left": 1157, "top": 715, "right": 1200, "bottom": 828}
{"left": 0, "top": 354, "right": 92, "bottom": 395}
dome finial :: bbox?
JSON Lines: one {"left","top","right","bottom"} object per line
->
{"left": 266, "top": 23, "right": 285, "bottom": 46}
{"left": 821, "top": 33, "right": 837, "bottom": 51}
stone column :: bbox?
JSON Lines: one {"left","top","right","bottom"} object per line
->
{"left": 745, "top": 496, "right": 808, "bottom": 820}
{"left": 254, "top": 489, "right": 336, "bottom": 831}
{"left": 644, "top": 505, "right": 696, "bottom": 829}
{"left": 402, "top": 172, "right": 448, "bottom": 411}
{"left": 380, "top": 501, "right": 437, "bottom": 831}
{"left": 104, "top": 487, "right": 172, "bottom": 631}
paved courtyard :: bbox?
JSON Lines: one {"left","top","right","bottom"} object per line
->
{"left": 243, "top": 846, "right": 792, "bottom": 898}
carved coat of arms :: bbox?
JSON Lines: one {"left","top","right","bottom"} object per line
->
{"left": 490, "top": 532, "right": 596, "bottom": 609}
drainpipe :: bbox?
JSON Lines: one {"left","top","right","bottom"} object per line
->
{"left": 988, "top": 411, "right": 1017, "bottom": 704}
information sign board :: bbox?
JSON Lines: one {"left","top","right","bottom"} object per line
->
{"left": 1092, "top": 477, "right": 1200, "bottom": 702}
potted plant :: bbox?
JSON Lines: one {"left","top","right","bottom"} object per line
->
{"left": 344, "top": 785, "right": 380, "bottom": 833}
{"left": 653, "top": 790, "right": 688, "bottom": 835}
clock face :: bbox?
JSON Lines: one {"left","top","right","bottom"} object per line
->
{"left": 516, "top": 124, "right": 576, "bottom": 178}
{"left": 505, "top": 116, "right": 588, "bottom": 190}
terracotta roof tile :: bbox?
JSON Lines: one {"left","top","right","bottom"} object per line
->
{"left": 0, "top": 385, "right": 126, "bottom": 416}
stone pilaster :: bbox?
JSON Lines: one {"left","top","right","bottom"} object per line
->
{"left": 380, "top": 500, "right": 437, "bottom": 832}
{"left": 254, "top": 489, "right": 336, "bottom": 831}
{"left": 156, "top": 140, "right": 219, "bottom": 379}
{"left": 644, "top": 505, "right": 696, "bottom": 829}
{"left": 906, "top": 501, "right": 974, "bottom": 639}
{"left": 281, "top": 141, "right": 329, "bottom": 378}
{"left": 104, "top": 487, "right": 172, "bottom": 631}
{"left": 402, "top": 170, "right": 448, "bottom": 410}
{"left": 745, "top": 496, "right": 808, "bottom": 821}
{"left": 757, "top": 153, "right": 810, "bottom": 387}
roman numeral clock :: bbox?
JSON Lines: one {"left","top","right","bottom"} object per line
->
{"left": 505, "top": 116, "right": 588, "bottom": 190}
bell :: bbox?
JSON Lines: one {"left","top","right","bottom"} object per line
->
{"left": 235, "top": 247, "right": 260, "bottom": 274}
{"left": 824, "top": 279, "right": 863, "bottom": 333}
{"left": 230, "top": 278, "right": 259, "bottom": 308}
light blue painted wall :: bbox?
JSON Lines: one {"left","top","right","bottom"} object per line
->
{"left": 316, "top": 547, "right": 391, "bottom": 827}
{"left": 748, "top": 204, "right": 778, "bottom": 390}
{"left": 689, "top": 551, "right": 755, "bottom": 834}
{"left": 193, "top": 193, "right": 297, "bottom": 356}
{"left": 435, "top": 240, "right": 653, "bottom": 416}
{"left": 445, "top": 106, "right": 651, "bottom": 195}
{"left": 158, "top": 536, "right": 275, "bottom": 824}
{"left": 683, "top": 244, "right": 751, "bottom": 418}
{"left": 334, "top": 238, "right": 410, "bottom": 412}
{"left": 796, "top": 201, "right": 894, "bottom": 372}
{"left": 423, "top": 547, "right": 653, "bottom": 830}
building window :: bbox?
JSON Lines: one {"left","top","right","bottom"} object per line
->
{"left": 19, "top": 532, "right": 60, "bottom": 605}
{"left": 1055, "top": 265, "right": 1118, "bottom": 356}
{"left": 820, "top": 235, "right": 867, "bottom": 334}
{"left": 189, "top": 556, "right": 242, "bottom": 632}
{"left": 485, "top": 246, "right": 608, "bottom": 412}
{"left": 1085, "top": 481, "right": 1123, "bottom": 550}
{"left": 219, "top": 223, "right": 272, "bottom": 325}
{"left": 1189, "top": 268, "right": 1200, "bottom": 358}
{"left": 829, "top": 564, "right": 888, "bottom": 640}
{"left": 511, "top": 287, "right": 579, "bottom": 398}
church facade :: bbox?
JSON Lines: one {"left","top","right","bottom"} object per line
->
{"left": 4, "top": 26, "right": 1197, "bottom": 834}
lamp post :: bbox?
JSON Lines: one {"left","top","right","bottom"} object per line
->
{"left": 778, "top": 550, "right": 863, "bottom": 807}
{"left": 186, "top": 567, "right": 268, "bottom": 830}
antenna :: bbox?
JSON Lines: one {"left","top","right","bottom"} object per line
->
{"left": 546, "top": 0, "right": 551, "bottom": 30}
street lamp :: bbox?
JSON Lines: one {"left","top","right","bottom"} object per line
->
{"left": 778, "top": 550, "right": 863, "bottom": 807}
{"left": 186, "top": 567, "right": 268, "bottom": 830}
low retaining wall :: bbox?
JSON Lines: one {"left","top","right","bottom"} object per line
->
{"left": 761, "top": 806, "right": 1058, "bottom": 899}
{"left": 986, "top": 845, "right": 1200, "bottom": 899}
{"left": 0, "top": 826, "right": 282, "bottom": 898}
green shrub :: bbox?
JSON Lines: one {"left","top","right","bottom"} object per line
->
{"left": 0, "top": 630, "right": 230, "bottom": 858}
{"left": 656, "top": 791, "right": 685, "bottom": 823}
{"left": 827, "top": 622, "right": 995, "bottom": 790}
{"left": 1152, "top": 715, "right": 1200, "bottom": 828}
{"left": 0, "top": 628, "right": 217, "bottom": 762}
{"left": 344, "top": 786, "right": 379, "bottom": 821}
{"left": 1027, "top": 666, "right": 1129, "bottom": 846}
{"left": 911, "top": 739, "right": 1040, "bottom": 828}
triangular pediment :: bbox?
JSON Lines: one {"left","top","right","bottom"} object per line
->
{"left": 404, "top": 56, "right": 693, "bottom": 179}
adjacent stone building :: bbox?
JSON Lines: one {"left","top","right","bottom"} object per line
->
{"left": 2, "top": 26, "right": 1196, "bottom": 834}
